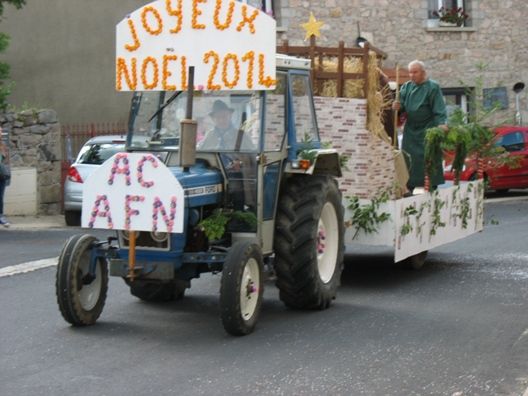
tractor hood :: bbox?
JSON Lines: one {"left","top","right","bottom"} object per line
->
{"left": 171, "top": 160, "right": 223, "bottom": 208}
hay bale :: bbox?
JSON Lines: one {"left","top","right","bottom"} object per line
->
{"left": 366, "top": 51, "right": 391, "bottom": 144}
{"left": 313, "top": 56, "right": 364, "bottom": 98}
{"left": 313, "top": 57, "right": 363, "bottom": 74}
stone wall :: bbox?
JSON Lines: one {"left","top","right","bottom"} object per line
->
{"left": 1, "top": 110, "right": 62, "bottom": 214}
{"left": 276, "top": 0, "right": 528, "bottom": 124}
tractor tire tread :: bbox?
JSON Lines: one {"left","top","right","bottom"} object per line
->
{"left": 274, "top": 175, "right": 344, "bottom": 310}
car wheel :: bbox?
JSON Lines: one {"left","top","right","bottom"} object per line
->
{"left": 65, "top": 210, "right": 81, "bottom": 226}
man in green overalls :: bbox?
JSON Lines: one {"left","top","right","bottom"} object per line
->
{"left": 393, "top": 60, "right": 448, "bottom": 191}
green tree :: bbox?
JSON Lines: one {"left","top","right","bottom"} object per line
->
{"left": 0, "top": 0, "right": 26, "bottom": 109}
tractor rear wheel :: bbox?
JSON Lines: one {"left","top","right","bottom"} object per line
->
{"left": 127, "top": 279, "right": 188, "bottom": 302}
{"left": 220, "top": 241, "right": 264, "bottom": 336}
{"left": 56, "top": 234, "right": 108, "bottom": 326}
{"left": 274, "top": 175, "right": 344, "bottom": 310}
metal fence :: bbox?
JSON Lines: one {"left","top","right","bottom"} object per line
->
{"left": 60, "top": 122, "right": 127, "bottom": 212}
{"left": 61, "top": 122, "right": 127, "bottom": 164}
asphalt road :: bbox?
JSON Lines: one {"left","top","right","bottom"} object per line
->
{"left": 1, "top": 197, "right": 527, "bottom": 395}
{"left": 0, "top": 229, "right": 109, "bottom": 269}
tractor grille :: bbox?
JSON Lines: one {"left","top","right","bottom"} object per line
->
{"left": 118, "top": 231, "right": 170, "bottom": 251}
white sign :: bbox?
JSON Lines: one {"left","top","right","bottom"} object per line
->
{"left": 116, "top": 0, "right": 276, "bottom": 92}
{"left": 82, "top": 153, "right": 185, "bottom": 233}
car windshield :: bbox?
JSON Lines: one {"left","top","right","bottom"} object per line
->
{"left": 77, "top": 142, "right": 125, "bottom": 165}
{"left": 494, "top": 131, "right": 525, "bottom": 152}
{"left": 128, "top": 91, "right": 261, "bottom": 152}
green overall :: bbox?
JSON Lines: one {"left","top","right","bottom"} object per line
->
{"left": 399, "top": 79, "right": 447, "bottom": 187}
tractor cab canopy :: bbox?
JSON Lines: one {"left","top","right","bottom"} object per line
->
{"left": 127, "top": 90, "right": 261, "bottom": 153}
{"left": 126, "top": 54, "right": 321, "bottom": 159}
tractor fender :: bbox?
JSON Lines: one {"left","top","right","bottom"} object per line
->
{"left": 285, "top": 149, "right": 342, "bottom": 177}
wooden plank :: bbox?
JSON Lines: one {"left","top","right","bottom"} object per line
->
{"left": 337, "top": 41, "right": 344, "bottom": 97}
{"left": 277, "top": 44, "right": 382, "bottom": 57}
{"left": 317, "top": 50, "right": 323, "bottom": 95}
{"left": 309, "top": 35, "right": 316, "bottom": 89}
{"left": 362, "top": 43, "right": 370, "bottom": 99}
{"left": 313, "top": 71, "right": 364, "bottom": 79}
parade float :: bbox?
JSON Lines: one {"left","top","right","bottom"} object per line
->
{"left": 55, "top": 0, "right": 484, "bottom": 335}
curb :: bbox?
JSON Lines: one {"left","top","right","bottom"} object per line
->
{"left": 3, "top": 216, "right": 66, "bottom": 230}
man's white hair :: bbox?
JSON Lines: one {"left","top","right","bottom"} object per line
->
{"left": 408, "top": 60, "right": 426, "bottom": 71}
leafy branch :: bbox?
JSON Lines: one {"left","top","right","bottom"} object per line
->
{"left": 425, "top": 62, "right": 521, "bottom": 186}
{"left": 198, "top": 209, "right": 257, "bottom": 241}
{"left": 346, "top": 191, "right": 391, "bottom": 239}
{"left": 400, "top": 205, "right": 418, "bottom": 236}
{"left": 430, "top": 191, "right": 446, "bottom": 236}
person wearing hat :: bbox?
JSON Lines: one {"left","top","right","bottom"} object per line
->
{"left": 199, "top": 99, "right": 256, "bottom": 215}
{"left": 199, "top": 99, "right": 254, "bottom": 151}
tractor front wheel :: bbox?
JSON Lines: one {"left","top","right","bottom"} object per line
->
{"left": 220, "top": 241, "right": 264, "bottom": 336}
{"left": 56, "top": 234, "right": 108, "bottom": 326}
{"left": 274, "top": 175, "right": 344, "bottom": 310}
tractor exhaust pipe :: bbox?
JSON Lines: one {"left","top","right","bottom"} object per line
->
{"left": 179, "top": 66, "right": 197, "bottom": 170}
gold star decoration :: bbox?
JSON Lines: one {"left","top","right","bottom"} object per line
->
{"left": 301, "top": 12, "right": 324, "bottom": 41}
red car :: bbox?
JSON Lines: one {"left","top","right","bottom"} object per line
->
{"left": 444, "top": 126, "right": 528, "bottom": 192}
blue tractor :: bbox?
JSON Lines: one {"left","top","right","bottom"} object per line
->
{"left": 55, "top": 55, "right": 345, "bottom": 335}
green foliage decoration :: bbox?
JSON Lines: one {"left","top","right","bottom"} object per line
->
{"left": 430, "top": 191, "right": 446, "bottom": 236}
{"left": 347, "top": 191, "right": 391, "bottom": 239}
{"left": 400, "top": 205, "right": 418, "bottom": 236}
{"left": 231, "top": 210, "right": 257, "bottom": 229}
{"left": 425, "top": 62, "right": 521, "bottom": 185}
{"left": 298, "top": 148, "right": 318, "bottom": 162}
{"left": 0, "top": 0, "right": 25, "bottom": 16}
{"left": 457, "top": 196, "right": 471, "bottom": 229}
{"left": 198, "top": 209, "right": 257, "bottom": 241}
{"left": 424, "top": 126, "right": 446, "bottom": 180}
{"left": 198, "top": 210, "right": 230, "bottom": 241}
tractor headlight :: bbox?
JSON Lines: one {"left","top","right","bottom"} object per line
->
{"left": 150, "top": 231, "right": 168, "bottom": 243}
{"left": 122, "top": 230, "right": 139, "bottom": 241}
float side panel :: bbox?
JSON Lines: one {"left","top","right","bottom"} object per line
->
{"left": 343, "top": 182, "right": 485, "bottom": 262}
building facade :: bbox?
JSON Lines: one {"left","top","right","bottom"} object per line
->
{"left": 2, "top": 0, "right": 527, "bottom": 124}
{"left": 276, "top": 0, "right": 528, "bottom": 122}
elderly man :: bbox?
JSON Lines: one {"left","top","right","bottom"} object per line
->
{"left": 199, "top": 99, "right": 254, "bottom": 151}
{"left": 393, "top": 60, "right": 448, "bottom": 191}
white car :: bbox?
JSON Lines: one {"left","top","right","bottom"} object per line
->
{"left": 63, "top": 135, "right": 126, "bottom": 226}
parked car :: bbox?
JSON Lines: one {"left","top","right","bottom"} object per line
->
{"left": 444, "top": 126, "right": 528, "bottom": 192}
{"left": 64, "top": 135, "right": 126, "bottom": 226}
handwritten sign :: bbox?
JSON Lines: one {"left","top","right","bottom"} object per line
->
{"left": 116, "top": 0, "right": 276, "bottom": 92}
{"left": 82, "top": 153, "right": 185, "bottom": 233}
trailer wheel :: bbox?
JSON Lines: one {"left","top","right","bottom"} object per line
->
{"left": 56, "top": 234, "right": 108, "bottom": 326}
{"left": 127, "top": 280, "right": 187, "bottom": 302}
{"left": 274, "top": 175, "right": 344, "bottom": 310}
{"left": 401, "top": 251, "right": 428, "bottom": 270}
{"left": 220, "top": 241, "right": 264, "bottom": 336}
